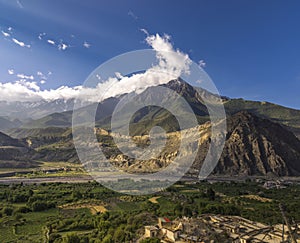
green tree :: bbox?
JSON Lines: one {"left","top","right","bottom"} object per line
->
{"left": 102, "top": 234, "right": 113, "bottom": 243}
{"left": 207, "top": 188, "right": 216, "bottom": 201}
{"left": 3, "top": 207, "right": 13, "bottom": 216}
{"left": 113, "top": 227, "right": 126, "bottom": 242}
{"left": 63, "top": 233, "right": 80, "bottom": 243}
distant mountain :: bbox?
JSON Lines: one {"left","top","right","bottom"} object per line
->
{"left": 18, "top": 79, "right": 300, "bottom": 139}
{"left": 21, "top": 96, "right": 121, "bottom": 129}
{"left": 0, "top": 99, "right": 74, "bottom": 120}
{"left": 0, "top": 132, "right": 38, "bottom": 168}
{"left": 0, "top": 116, "right": 22, "bottom": 132}
{"left": 22, "top": 112, "right": 72, "bottom": 128}
{"left": 9, "top": 127, "right": 69, "bottom": 139}
{"left": 21, "top": 79, "right": 211, "bottom": 132}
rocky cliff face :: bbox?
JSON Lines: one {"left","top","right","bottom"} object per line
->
{"left": 192, "top": 111, "right": 300, "bottom": 176}
{"left": 91, "top": 111, "right": 300, "bottom": 176}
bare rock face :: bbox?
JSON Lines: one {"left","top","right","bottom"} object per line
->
{"left": 209, "top": 111, "right": 300, "bottom": 176}
{"left": 98, "top": 111, "right": 300, "bottom": 177}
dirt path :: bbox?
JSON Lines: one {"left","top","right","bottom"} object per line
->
{"left": 148, "top": 196, "right": 161, "bottom": 204}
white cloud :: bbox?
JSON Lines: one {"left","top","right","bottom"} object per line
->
{"left": 145, "top": 33, "right": 191, "bottom": 76}
{"left": 0, "top": 33, "right": 192, "bottom": 103}
{"left": 74, "top": 33, "right": 192, "bottom": 102}
{"left": 47, "top": 39, "right": 69, "bottom": 51}
{"left": 8, "top": 69, "right": 14, "bottom": 75}
{"left": 115, "top": 72, "right": 123, "bottom": 80}
{"left": 140, "top": 28, "right": 149, "bottom": 36}
{"left": 38, "top": 33, "right": 46, "bottom": 40}
{"left": 37, "top": 71, "right": 51, "bottom": 81}
{"left": 96, "top": 74, "right": 101, "bottom": 80}
{"left": 12, "top": 38, "right": 31, "bottom": 48}
{"left": 37, "top": 71, "right": 46, "bottom": 80}
{"left": 16, "top": 74, "right": 34, "bottom": 80}
{"left": 0, "top": 81, "right": 41, "bottom": 102}
{"left": 17, "top": 80, "right": 40, "bottom": 91}
{"left": 198, "top": 60, "right": 206, "bottom": 68}
{"left": 47, "top": 39, "right": 55, "bottom": 45}
{"left": 58, "top": 42, "right": 69, "bottom": 51}
{"left": 83, "top": 41, "right": 91, "bottom": 48}
{"left": 1, "top": 31, "right": 10, "bottom": 37}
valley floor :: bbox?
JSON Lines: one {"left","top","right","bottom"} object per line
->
{"left": 0, "top": 179, "right": 299, "bottom": 242}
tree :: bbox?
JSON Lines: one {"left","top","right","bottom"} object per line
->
{"left": 63, "top": 233, "right": 80, "bottom": 243}
{"left": 31, "top": 201, "right": 48, "bottom": 212}
{"left": 102, "top": 234, "right": 113, "bottom": 243}
{"left": 207, "top": 188, "right": 216, "bottom": 201}
{"left": 113, "top": 227, "right": 126, "bottom": 242}
{"left": 182, "top": 206, "right": 193, "bottom": 217}
{"left": 174, "top": 203, "right": 183, "bottom": 217}
{"left": 3, "top": 207, "right": 13, "bottom": 216}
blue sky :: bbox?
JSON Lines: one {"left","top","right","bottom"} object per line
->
{"left": 1, "top": 0, "right": 300, "bottom": 108}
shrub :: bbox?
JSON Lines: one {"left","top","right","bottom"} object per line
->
{"left": 63, "top": 233, "right": 81, "bottom": 243}
{"left": 16, "top": 206, "right": 31, "bottom": 213}
{"left": 31, "top": 201, "right": 55, "bottom": 212}
{"left": 3, "top": 207, "right": 13, "bottom": 216}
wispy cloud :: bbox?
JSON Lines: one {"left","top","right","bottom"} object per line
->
{"left": 37, "top": 71, "right": 46, "bottom": 79}
{"left": 16, "top": 0, "right": 24, "bottom": 8}
{"left": 198, "top": 60, "right": 206, "bottom": 68}
{"left": 58, "top": 42, "right": 69, "bottom": 51}
{"left": 12, "top": 38, "right": 31, "bottom": 48}
{"left": 83, "top": 41, "right": 91, "bottom": 48}
{"left": 47, "top": 39, "right": 56, "bottom": 45}
{"left": 38, "top": 32, "right": 46, "bottom": 40}
{"left": 17, "top": 73, "right": 34, "bottom": 80}
{"left": 128, "top": 10, "right": 138, "bottom": 20}
{"left": 1, "top": 31, "right": 10, "bottom": 37}
{"left": 140, "top": 28, "right": 149, "bottom": 36}
{"left": 1, "top": 27, "right": 30, "bottom": 48}
{"left": 47, "top": 38, "right": 70, "bottom": 51}
{"left": 37, "top": 71, "right": 52, "bottom": 84}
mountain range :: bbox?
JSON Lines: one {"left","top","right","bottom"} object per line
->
{"left": 1, "top": 79, "right": 300, "bottom": 177}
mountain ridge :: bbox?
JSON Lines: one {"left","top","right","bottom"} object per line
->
{"left": 1, "top": 79, "right": 300, "bottom": 177}
{"left": 12, "top": 79, "right": 300, "bottom": 140}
